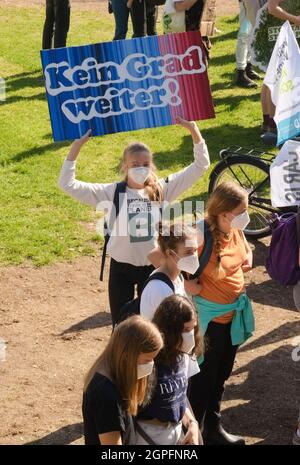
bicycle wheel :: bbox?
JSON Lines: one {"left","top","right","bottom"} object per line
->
{"left": 208, "top": 155, "right": 277, "bottom": 238}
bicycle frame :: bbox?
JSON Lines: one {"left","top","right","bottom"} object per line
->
{"left": 216, "top": 146, "right": 296, "bottom": 215}
{"left": 219, "top": 146, "right": 275, "bottom": 164}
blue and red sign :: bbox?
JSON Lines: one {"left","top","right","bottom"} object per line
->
{"left": 41, "top": 31, "right": 215, "bottom": 142}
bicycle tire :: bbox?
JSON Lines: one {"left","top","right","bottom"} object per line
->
{"left": 208, "top": 155, "right": 275, "bottom": 239}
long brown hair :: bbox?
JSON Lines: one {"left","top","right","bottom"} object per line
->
{"left": 157, "top": 222, "right": 197, "bottom": 255}
{"left": 206, "top": 181, "right": 248, "bottom": 279}
{"left": 152, "top": 295, "right": 204, "bottom": 367}
{"left": 121, "top": 142, "right": 163, "bottom": 202}
{"left": 83, "top": 315, "right": 163, "bottom": 416}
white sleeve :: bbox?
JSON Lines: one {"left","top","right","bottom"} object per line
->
{"left": 187, "top": 355, "right": 200, "bottom": 378}
{"left": 162, "top": 141, "right": 210, "bottom": 203}
{"left": 58, "top": 160, "right": 116, "bottom": 208}
{"left": 140, "top": 280, "right": 174, "bottom": 321}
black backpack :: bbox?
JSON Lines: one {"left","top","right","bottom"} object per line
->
{"left": 100, "top": 181, "right": 127, "bottom": 281}
{"left": 115, "top": 272, "right": 175, "bottom": 326}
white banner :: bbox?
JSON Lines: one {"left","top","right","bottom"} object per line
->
{"left": 270, "top": 140, "right": 300, "bottom": 207}
{"left": 264, "top": 21, "right": 300, "bottom": 145}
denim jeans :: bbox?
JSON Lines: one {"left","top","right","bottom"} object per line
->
{"left": 111, "top": 0, "right": 129, "bottom": 40}
{"left": 42, "top": 0, "right": 70, "bottom": 49}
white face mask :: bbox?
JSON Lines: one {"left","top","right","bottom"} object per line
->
{"left": 128, "top": 167, "right": 150, "bottom": 185}
{"left": 230, "top": 211, "right": 250, "bottom": 230}
{"left": 181, "top": 330, "right": 195, "bottom": 354}
{"left": 176, "top": 254, "right": 199, "bottom": 275}
{"left": 137, "top": 360, "right": 154, "bottom": 379}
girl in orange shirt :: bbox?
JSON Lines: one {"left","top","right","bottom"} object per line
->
{"left": 187, "top": 181, "right": 254, "bottom": 445}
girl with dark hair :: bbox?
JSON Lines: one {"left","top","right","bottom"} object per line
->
{"left": 135, "top": 295, "right": 204, "bottom": 445}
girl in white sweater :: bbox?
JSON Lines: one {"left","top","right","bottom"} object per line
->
{"left": 58, "top": 117, "right": 210, "bottom": 326}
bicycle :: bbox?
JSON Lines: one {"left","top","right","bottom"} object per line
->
{"left": 208, "top": 144, "right": 298, "bottom": 238}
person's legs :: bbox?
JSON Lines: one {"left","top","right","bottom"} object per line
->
{"left": 243, "top": 0, "right": 260, "bottom": 28}
{"left": 42, "top": 0, "right": 55, "bottom": 49}
{"left": 108, "top": 259, "right": 136, "bottom": 327}
{"left": 111, "top": 0, "right": 129, "bottom": 40}
{"left": 203, "top": 326, "right": 244, "bottom": 445}
{"left": 130, "top": 0, "right": 146, "bottom": 38}
{"left": 236, "top": 2, "right": 257, "bottom": 88}
{"left": 185, "top": 0, "right": 204, "bottom": 32}
{"left": 53, "top": 0, "right": 70, "bottom": 48}
{"left": 189, "top": 322, "right": 244, "bottom": 445}
{"left": 205, "top": 339, "right": 238, "bottom": 424}
{"left": 108, "top": 259, "right": 153, "bottom": 326}
{"left": 145, "top": 0, "right": 157, "bottom": 36}
{"left": 188, "top": 322, "right": 228, "bottom": 430}
{"left": 261, "top": 84, "right": 277, "bottom": 133}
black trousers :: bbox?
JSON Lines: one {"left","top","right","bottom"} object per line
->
{"left": 188, "top": 321, "right": 238, "bottom": 430}
{"left": 108, "top": 258, "right": 154, "bottom": 326}
{"left": 185, "top": 0, "right": 205, "bottom": 31}
{"left": 42, "top": 0, "right": 70, "bottom": 49}
{"left": 131, "top": 0, "right": 158, "bottom": 37}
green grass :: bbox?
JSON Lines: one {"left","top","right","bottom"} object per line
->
{"left": 0, "top": 6, "right": 270, "bottom": 267}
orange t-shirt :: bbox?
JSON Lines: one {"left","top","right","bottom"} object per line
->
{"left": 197, "top": 228, "right": 248, "bottom": 324}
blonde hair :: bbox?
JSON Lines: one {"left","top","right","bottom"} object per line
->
{"left": 206, "top": 181, "right": 248, "bottom": 280}
{"left": 121, "top": 142, "right": 163, "bottom": 202}
{"left": 83, "top": 315, "right": 163, "bottom": 416}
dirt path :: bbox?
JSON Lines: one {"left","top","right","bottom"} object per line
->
{"left": 1, "top": 238, "right": 300, "bottom": 445}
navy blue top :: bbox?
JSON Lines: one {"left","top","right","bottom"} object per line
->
{"left": 138, "top": 355, "right": 189, "bottom": 423}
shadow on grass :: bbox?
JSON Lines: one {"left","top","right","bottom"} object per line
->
{"left": 0, "top": 140, "right": 69, "bottom": 166}
{"left": 151, "top": 124, "right": 267, "bottom": 173}
{"left": 5, "top": 70, "right": 44, "bottom": 91}
{"left": 209, "top": 52, "right": 236, "bottom": 68}
{"left": 25, "top": 423, "right": 83, "bottom": 445}
{"left": 3, "top": 69, "right": 46, "bottom": 103}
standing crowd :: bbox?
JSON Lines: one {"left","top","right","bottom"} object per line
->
{"left": 40, "top": 0, "right": 300, "bottom": 446}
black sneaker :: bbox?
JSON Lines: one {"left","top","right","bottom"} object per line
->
{"left": 246, "top": 63, "right": 262, "bottom": 81}
{"left": 236, "top": 69, "right": 258, "bottom": 88}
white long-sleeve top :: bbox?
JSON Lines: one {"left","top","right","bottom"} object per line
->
{"left": 58, "top": 140, "right": 210, "bottom": 266}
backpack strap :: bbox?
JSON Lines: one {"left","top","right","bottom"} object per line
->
{"left": 142, "top": 272, "right": 175, "bottom": 293}
{"left": 183, "top": 220, "right": 213, "bottom": 281}
{"left": 100, "top": 181, "right": 127, "bottom": 281}
{"left": 133, "top": 420, "right": 157, "bottom": 445}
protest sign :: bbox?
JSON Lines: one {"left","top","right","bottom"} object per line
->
{"left": 264, "top": 21, "right": 300, "bottom": 145}
{"left": 270, "top": 140, "right": 300, "bottom": 206}
{"left": 41, "top": 31, "right": 215, "bottom": 142}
